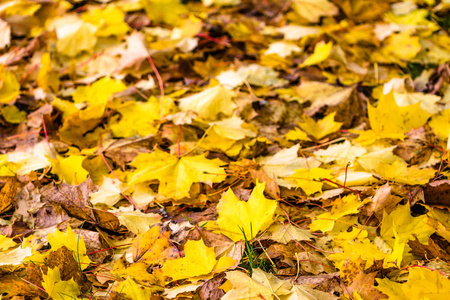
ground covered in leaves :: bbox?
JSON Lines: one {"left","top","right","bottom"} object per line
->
{"left": 0, "top": 0, "right": 449, "bottom": 299}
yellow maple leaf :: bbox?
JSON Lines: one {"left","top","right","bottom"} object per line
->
{"left": 222, "top": 269, "right": 292, "bottom": 300}
{"left": 128, "top": 149, "right": 227, "bottom": 199}
{"left": 47, "top": 225, "right": 92, "bottom": 270}
{"left": 292, "top": 167, "right": 334, "bottom": 195}
{"left": 300, "top": 41, "right": 333, "bottom": 67}
{"left": 162, "top": 238, "right": 235, "bottom": 281}
{"left": 374, "top": 160, "right": 435, "bottom": 185}
{"left": 132, "top": 225, "right": 179, "bottom": 264}
{"left": 262, "top": 223, "right": 313, "bottom": 244}
{"left": 50, "top": 155, "right": 89, "bottom": 185}
{"left": 291, "top": 0, "right": 338, "bottom": 23}
{"left": 51, "top": 97, "right": 78, "bottom": 119}
{"left": 429, "top": 108, "right": 450, "bottom": 141}
{"left": 109, "top": 100, "right": 160, "bottom": 138}
{"left": 329, "top": 239, "right": 386, "bottom": 270}
{"left": 373, "top": 31, "right": 421, "bottom": 66}
{"left": 42, "top": 267, "right": 81, "bottom": 300}
{"left": 1, "top": 105, "right": 26, "bottom": 124}
{"left": 36, "top": 52, "right": 58, "bottom": 92}
{"left": 117, "top": 210, "right": 162, "bottom": 235}
{"left": 178, "top": 85, "right": 236, "bottom": 121}
{"left": 0, "top": 68, "right": 20, "bottom": 104}
{"left": 0, "top": 234, "right": 16, "bottom": 251}
{"left": 380, "top": 203, "right": 435, "bottom": 248}
{"left": 82, "top": 4, "right": 130, "bottom": 37}
{"left": 214, "top": 181, "right": 277, "bottom": 242}
{"left": 141, "top": 0, "right": 188, "bottom": 26}
{"left": 353, "top": 91, "right": 430, "bottom": 144}
{"left": 259, "top": 144, "right": 321, "bottom": 188}
{"left": 200, "top": 116, "right": 257, "bottom": 152}
{"left": 376, "top": 267, "right": 450, "bottom": 300}
{"left": 114, "top": 277, "right": 155, "bottom": 299}
{"left": 310, "top": 194, "right": 370, "bottom": 232}
{"left": 0, "top": 246, "right": 32, "bottom": 266}
{"left": 53, "top": 15, "right": 98, "bottom": 57}
{"left": 72, "top": 76, "right": 127, "bottom": 120}
{"left": 298, "top": 112, "right": 343, "bottom": 140}
{"left": 285, "top": 127, "right": 309, "bottom": 141}
{"left": 112, "top": 256, "right": 165, "bottom": 287}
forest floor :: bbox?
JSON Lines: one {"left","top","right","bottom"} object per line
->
{"left": 0, "top": 0, "right": 450, "bottom": 299}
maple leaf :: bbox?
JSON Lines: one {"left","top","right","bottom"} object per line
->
{"left": 1, "top": 105, "right": 26, "bottom": 124}
{"left": 0, "top": 68, "right": 20, "bottom": 104}
{"left": 214, "top": 181, "right": 277, "bottom": 242}
{"left": 113, "top": 277, "right": 155, "bottom": 299}
{"left": 285, "top": 127, "right": 309, "bottom": 141}
{"left": 162, "top": 238, "right": 235, "bottom": 281}
{"left": 353, "top": 91, "right": 430, "bottom": 144}
{"left": 178, "top": 85, "right": 236, "bottom": 121}
{"left": 380, "top": 203, "right": 435, "bottom": 247}
{"left": 284, "top": 285, "right": 339, "bottom": 300}
{"left": 89, "top": 177, "right": 127, "bottom": 207}
{"left": 222, "top": 269, "right": 292, "bottom": 300}
{"left": 291, "top": 0, "right": 339, "bottom": 23}
{"left": 313, "top": 140, "right": 367, "bottom": 165}
{"left": 300, "top": 41, "right": 333, "bottom": 67}
{"left": 0, "top": 246, "right": 32, "bottom": 266}
{"left": 200, "top": 115, "right": 257, "bottom": 153}
{"left": 259, "top": 144, "right": 321, "bottom": 188}
{"left": 116, "top": 209, "right": 162, "bottom": 235}
{"left": 429, "top": 108, "right": 450, "bottom": 142}
{"left": 372, "top": 31, "right": 421, "bottom": 65}
{"left": 128, "top": 149, "right": 227, "bottom": 199}
{"left": 51, "top": 15, "right": 98, "bottom": 57}
{"left": 298, "top": 112, "right": 343, "bottom": 140}
{"left": 0, "top": 234, "right": 16, "bottom": 251}
{"left": 41, "top": 267, "right": 81, "bottom": 300}
{"left": 72, "top": 76, "right": 127, "bottom": 120}
{"left": 292, "top": 167, "right": 335, "bottom": 195}
{"left": 47, "top": 225, "right": 92, "bottom": 270}
{"left": 109, "top": 99, "right": 159, "bottom": 138}
{"left": 262, "top": 223, "right": 313, "bottom": 244}
{"left": 132, "top": 226, "right": 179, "bottom": 265}
{"left": 50, "top": 155, "right": 89, "bottom": 185}
{"left": 81, "top": 4, "right": 130, "bottom": 37}
{"left": 376, "top": 267, "right": 450, "bottom": 299}
{"left": 310, "top": 194, "right": 370, "bottom": 232}
{"left": 374, "top": 159, "right": 435, "bottom": 185}
{"left": 141, "top": 0, "right": 188, "bottom": 26}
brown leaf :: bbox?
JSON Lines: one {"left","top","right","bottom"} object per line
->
{"left": 197, "top": 273, "right": 226, "bottom": 300}
{"left": 423, "top": 180, "right": 450, "bottom": 209}
{"left": 408, "top": 237, "right": 450, "bottom": 262}
{"left": 73, "top": 229, "right": 113, "bottom": 263}
{"left": 364, "top": 183, "right": 402, "bottom": 219}
{"left": 249, "top": 169, "right": 280, "bottom": 198}
{"left": 0, "top": 177, "right": 18, "bottom": 214}
{"left": 45, "top": 246, "right": 88, "bottom": 292}
{"left": 27, "top": 104, "right": 52, "bottom": 128}
{"left": 347, "top": 271, "right": 387, "bottom": 300}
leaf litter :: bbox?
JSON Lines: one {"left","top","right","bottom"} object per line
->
{"left": 0, "top": 0, "right": 450, "bottom": 299}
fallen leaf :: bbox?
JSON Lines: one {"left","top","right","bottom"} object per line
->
{"left": 300, "top": 41, "right": 333, "bottom": 68}
{"left": 162, "top": 238, "right": 234, "bottom": 281}
{"left": 291, "top": 0, "right": 339, "bottom": 23}
{"left": 128, "top": 149, "right": 227, "bottom": 199}
{"left": 222, "top": 269, "right": 291, "bottom": 300}
{"left": 299, "top": 112, "right": 343, "bottom": 140}
{"left": 376, "top": 267, "right": 450, "bottom": 299}
{"left": 178, "top": 85, "right": 236, "bottom": 121}
{"left": 41, "top": 267, "right": 81, "bottom": 300}
{"left": 214, "top": 181, "right": 277, "bottom": 242}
